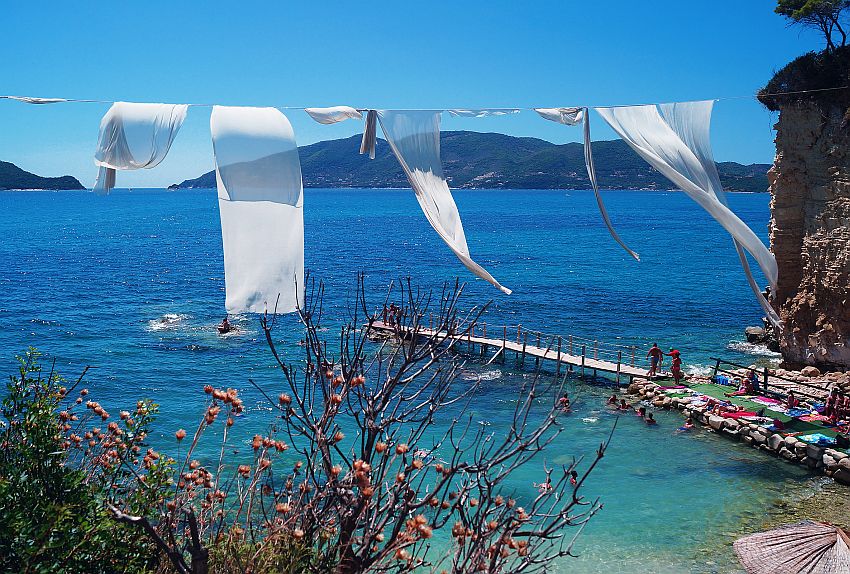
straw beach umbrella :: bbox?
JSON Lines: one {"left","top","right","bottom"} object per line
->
{"left": 734, "top": 521, "right": 850, "bottom": 574}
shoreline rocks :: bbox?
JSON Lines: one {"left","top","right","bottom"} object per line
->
{"left": 626, "top": 376, "right": 850, "bottom": 486}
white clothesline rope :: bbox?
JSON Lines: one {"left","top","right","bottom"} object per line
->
{"left": 1, "top": 85, "right": 847, "bottom": 112}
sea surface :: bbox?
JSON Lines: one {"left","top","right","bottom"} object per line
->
{"left": 0, "top": 188, "right": 807, "bottom": 572}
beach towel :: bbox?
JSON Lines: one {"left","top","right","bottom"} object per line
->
{"left": 799, "top": 414, "right": 831, "bottom": 423}
{"left": 786, "top": 408, "right": 811, "bottom": 418}
{"left": 751, "top": 396, "right": 782, "bottom": 406}
{"left": 211, "top": 106, "right": 304, "bottom": 314}
{"left": 797, "top": 433, "right": 837, "bottom": 446}
{"left": 595, "top": 101, "right": 780, "bottom": 328}
{"left": 720, "top": 411, "right": 757, "bottom": 419}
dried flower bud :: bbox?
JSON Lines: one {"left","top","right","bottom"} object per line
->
{"left": 175, "top": 429, "right": 186, "bottom": 441}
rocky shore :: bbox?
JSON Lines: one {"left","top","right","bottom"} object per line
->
{"left": 627, "top": 374, "right": 850, "bottom": 486}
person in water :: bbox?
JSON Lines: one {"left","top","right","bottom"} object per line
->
{"left": 618, "top": 399, "right": 630, "bottom": 410}
{"left": 607, "top": 393, "right": 618, "bottom": 405}
{"left": 646, "top": 343, "right": 663, "bottom": 379}
{"left": 680, "top": 416, "right": 695, "bottom": 431}
{"left": 219, "top": 317, "right": 232, "bottom": 333}
{"left": 569, "top": 470, "right": 578, "bottom": 486}
{"left": 636, "top": 406, "right": 647, "bottom": 418}
{"left": 645, "top": 412, "right": 657, "bottom": 425}
{"left": 558, "top": 393, "right": 571, "bottom": 412}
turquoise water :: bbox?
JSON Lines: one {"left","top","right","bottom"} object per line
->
{"left": 0, "top": 188, "right": 806, "bottom": 572}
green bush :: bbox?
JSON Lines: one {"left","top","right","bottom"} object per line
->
{"left": 0, "top": 349, "right": 160, "bottom": 573}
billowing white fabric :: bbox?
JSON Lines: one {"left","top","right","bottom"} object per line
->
{"left": 304, "top": 106, "right": 362, "bottom": 124}
{"left": 93, "top": 102, "right": 187, "bottom": 193}
{"left": 534, "top": 107, "right": 584, "bottom": 125}
{"left": 535, "top": 107, "right": 639, "bottom": 261}
{"left": 1, "top": 95, "right": 68, "bottom": 104}
{"left": 377, "top": 110, "right": 511, "bottom": 294}
{"left": 360, "top": 110, "right": 378, "bottom": 159}
{"left": 447, "top": 109, "right": 520, "bottom": 117}
{"left": 211, "top": 106, "right": 304, "bottom": 314}
{"left": 596, "top": 101, "right": 780, "bottom": 327}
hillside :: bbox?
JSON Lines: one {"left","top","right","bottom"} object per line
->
{"left": 0, "top": 161, "right": 84, "bottom": 190}
{"left": 175, "top": 132, "right": 770, "bottom": 192}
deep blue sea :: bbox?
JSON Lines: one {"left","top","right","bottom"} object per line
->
{"left": 0, "top": 188, "right": 809, "bottom": 573}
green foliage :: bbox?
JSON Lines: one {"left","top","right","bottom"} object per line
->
{"left": 0, "top": 161, "right": 84, "bottom": 191}
{"left": 759, "top": 45, "right": 850, "bottom": 110}
{"left": 775, "top": 0, "right": 850, "bottom": 51}
{"left": 0, "top": 349, "right": 160, "bottom": 573}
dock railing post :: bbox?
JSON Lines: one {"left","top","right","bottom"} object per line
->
{"left": 482, "top": 322, "right": 487, "bottom": 338}
{"left": 713, "top": 358, "right": 721, "bottom": 379}
{"left": 535, "top": 333, "right": 541, "bottom": 367}
{"left": 569, "top": 335, "right": 573, "bottom": 355}
{"left": 616, "top": 350, "right": 622, "bottom": 385}
{"left": 520, "top": 333, "right": 528, "bottom": 367}
{"left": 763, "top": 367, "right": 769, "bottom": 394}
{"left": 502, "top": 326, "right": 507, "bottom": 364}
{"left": 581, "top": 345, "right": 586, "bottom": 379}
{"left": 594, "top": 339, "right": 598, "bottom": 360}
{"left": 631, "top": 346, "right": 636, "bottom": 367}
{"left": 517, "top": 325, "right": 522, "bottom": 344}
{"left": 556, "top": 337, "right": 562, "bottom": 377}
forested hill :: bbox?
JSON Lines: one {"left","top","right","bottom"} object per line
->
{"left": 175, "top": 132, "right": 771, "bottom": 193}
{"left": 0, "top": 161, "right": 84, "bottom": 190}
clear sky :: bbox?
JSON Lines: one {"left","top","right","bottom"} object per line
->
{"left": 0, "top": 0, "right": 824, "bottom": 187}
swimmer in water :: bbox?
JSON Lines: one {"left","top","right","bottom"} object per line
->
{"left": 569, "top": 470, "right": 578, "bottom": 486}
{"left": 645, "top": 412, "right": 657, "bottom": 425}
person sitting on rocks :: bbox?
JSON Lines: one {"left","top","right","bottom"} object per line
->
{"left": 786, "top": 391, "right": 800, "bottom": 410}
{"left": 645, "top": 412, "right": 657, "bottom": 425}
{"left": 725, "top": 377, "right": 754, "bottom": 397}
{"left": 746, "top": 369, "right": 761, "bottom": 394}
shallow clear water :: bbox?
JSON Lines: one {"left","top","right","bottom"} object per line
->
{"left": 0, "top": 188, "right": 807, "bottom": 572}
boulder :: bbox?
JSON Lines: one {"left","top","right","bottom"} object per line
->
{"left": 801, "top": 366, "right": 821, "bottom": 377}
{"left": 768, "top": 434, "right": 784, "bottom": 451}
{"left": 806, "top": 444, "right": 826, "bottom": 460}
{"left": 834, "top": 468, "right": 850, "bottom": 485}
{"left": 745, "top": 326, "right": 766, "bottom": 343}
{"left": 708, "top": 415, "right": 725, "bottom": 431}
{"left": 827, "top": 449, "right": 847, "bottom": 461}
{"left": 738, "top": 426, "right": 751, "bottom": 438}
{"left": 823, "top": 455, "right": 838, "bottom": 471}
{"left": 743, "top": 436, "right": 754, "bottom": 446}
{"left": 779, "top": 447, "right": 796, "bottom": 460}
{"left": 752, "top": 432, "right": 767, "bottom": 445}
{"left": 785, "top": 436, "right": 799, "bottom": 448}
{"left": 839, "top": 457, "right": 850, "bottom": 472}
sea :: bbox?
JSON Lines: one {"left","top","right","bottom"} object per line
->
{"left": 0, "top": 188, "right": 813, "bottom": 573}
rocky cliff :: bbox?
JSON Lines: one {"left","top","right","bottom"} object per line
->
{"left": 761, "top": 49, "right": 850, "bottom": 369}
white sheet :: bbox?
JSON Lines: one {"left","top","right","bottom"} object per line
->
{"left": 377, "top": 110, "right": 511, "bottom": 294}
{"left": 211, "top": 105, "right": 304, "bottom": 314}
{"left": 92, "top": 102, "right": 187, "bottom": 193}
{"left": 304, "top": 106, "right": 362, "bottom": 124}
{"left": 535, "top": 106, "right": 640, "bottom": 260}
{"left": 596, "top": 101, "right": 780, "bottom": 326}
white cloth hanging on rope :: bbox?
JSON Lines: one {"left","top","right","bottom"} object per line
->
{"left": 535, "top": 106, "right": 640, "bottom": 261}
{"left": 304, "top": 106, "right": 362, "bottom": 124}
{"left": 595, "top": 101, "right": 780, "bottom": 327}
{"left": 447, "top": 109, "right": 520, "bottom": 117}
{"left": 377, "top": 110, "right": 511, "bottom": 294}
{"left": 211, "top": 105, "right": 304, "bottom": 314}
{"left": 1, "top": 95, "right": 69, "bottom": 104}
{"left": 92, "top": 102, "right": 188, "bottom": 193}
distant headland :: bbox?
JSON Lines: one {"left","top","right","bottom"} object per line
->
{"left": 173, "top": 132, "right": 771, "bottom": 192}
{"left": 0, "top": 160, "right": 84, "bottom": 190}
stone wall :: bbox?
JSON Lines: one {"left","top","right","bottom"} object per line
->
{"left": 768, "top": 102, "right": 850, "bottom": 369}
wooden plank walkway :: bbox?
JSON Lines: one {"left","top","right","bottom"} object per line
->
{"left": 370, "top": 321, "right": 648, "bottom": 384}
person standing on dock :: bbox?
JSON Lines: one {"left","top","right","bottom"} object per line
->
{"left": 666, "top": 348, "right": 683, "bottom": 384}
{"left": 646, "top": 343, "right": 663, "bottom": 379}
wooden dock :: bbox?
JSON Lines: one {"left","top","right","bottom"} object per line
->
{"left": 370, "top": 321, "right": 648, "bottom": 385}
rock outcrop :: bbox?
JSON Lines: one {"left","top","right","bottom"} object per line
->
{"left": 767, "top": 103, "right": 850, "bottom": 369}
{"left": 760, "top": 49, "right": 850, "bottom": 370}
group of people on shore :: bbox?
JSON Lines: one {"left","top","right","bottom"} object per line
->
{"left": 646, "top": 343, "right": 683, "bottom": 383}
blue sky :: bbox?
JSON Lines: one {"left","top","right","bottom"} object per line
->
{"left": 0, "top": 0, "right": 824, "bottom": 187}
